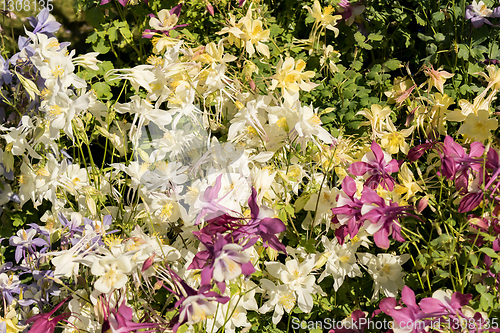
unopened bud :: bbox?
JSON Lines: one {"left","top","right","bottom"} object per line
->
{"left": 141, "top": 253, "right": 156, "bottom": 272}
{"left": 416, "top": 196, "right": 429, "bottom": 213}
{"left": 206, "top": 3, "right": 214, "bottom": 16}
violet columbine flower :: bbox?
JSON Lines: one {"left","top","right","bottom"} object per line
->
{"left": 27, "top": 8, "right": 61, "bottom": 37}
{"left": 465, "top": 0, "right": 500, "bottom": 28}
{"left": 0, "top": 55, "right": 12, "bottom": 86}
{"left": 439, "top": 136, "right": 484, "bottom": 193}
{"left": 419, "top": 290, "right": 472, "bottom": 318}
{"left": 189, "top": 233, "right": 255, "bottom": 291}
{"left": 360, "top": 187, "right": 416, "bottom": 249}
{"left": 245, "top": 188, "right": 287, "bottom": 253}
{"left": 101, "top": 300, "right": 160, "bottom": 333}
{"left": 348, "top": 141, "right": 399, "bottom": 191}
{"left": 379, "top": 286, "right": 430, "bottom": 332}
{"left": 26, "top": 297, "right": 72, "bottom": 333}
{"left": 331, "top": 176, "right": 364, "bottom": 243}
{"left": 161, "top": 269, "right": 229, "bottom": 333}
{"left": 0, "top": 272, "right": 21, "bottom": 305}
{"left": 9, "top": 228, "right": 48, "bottom": 263}
{"left": 338, "top": 0, "right": 365, "bottom": 26}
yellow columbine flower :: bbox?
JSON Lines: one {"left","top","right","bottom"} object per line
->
{"left": 458, "top": 109, "right": 498, "bottom": 142}
{"left": 424, "top": 64, "right": 454, "bottom": 94}
{"left": 380, "top": 118, "right": 414, "bottom": 154}
{"left": 394, "top": 163, "right": 421, "bottom": 202}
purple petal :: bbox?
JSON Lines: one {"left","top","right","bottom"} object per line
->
{"left": 458, "top": 192, "right": 483, "bottom": 213}
{"left": 342, "top": 176, "right": 357, "bottom": 197}
{"left": 348, "top": 162, "right": 369, "bottom": 176}
{"left": 170, "top": 3, "right": 183, "bottom": 16}
{"left": 373, "top": 228, "right": 390, "bottom": 249}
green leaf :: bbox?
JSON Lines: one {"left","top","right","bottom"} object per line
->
{"left": 368, "top": 32, "right": 383, "bottom": 41}
{"left": 480, "top": 248, "right": 498, "bottom": 258}
{"left": 86, "top": 32, "right": 98, "bottom": 44}
{"left": 92, "top": 82, "right": 112, "bottom": 99}
{"left": 458, "top": 44, "right": 469, "bottom": 60}
{"left": 417, "top": 33, "right": 433, "bottom": 42}
{"left": 294, "top": 194, "right": 310, "bottom": 213}
{"left": 354, "top": 31, "right": 366, "bottom": 44}
{"left": 434, "top": 33, "right": 445, "bottom": 42}
{"left": 300, "top": 239, "right": 316, "bottom": 253}
{"left": 93, "top": 39, "right": 110, "bottom": 54}
{"left": 480, "top": 293, "right": 494, "bottom": 311}
{"left": 415, "top": 14, "right": 426, "bottom": 26}
{"left": 432, "top": 11, "right": 445, "bottom": 23}
{"left": 119, "top": 26, "right": 133, "bottom": 40}
{"left": 86, "top": 7, "right": 105, "bottom": 28}
{"left": 470, "top": 253, "right": 479, "bottom": 267}
{"left": 107, "top": 26, "right": 118, "bottom": 42}
{"left": 383, "top": 59, "right": 401, "bottom": 71}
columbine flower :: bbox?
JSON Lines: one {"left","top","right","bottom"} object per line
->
{"left": 9, "top": 228, "right": 47, "bottom": 263}
{"left": 338, "top": 0, "right": 365, "bottom": 26}
{"left": 27, "top": 8, "right": 61, "bottom": 36}
{"left": 423, "top": 65, "right": 454, "bottom": 94}
{"left": 348, "top": 141, "right": 399, "bottom": 191}
{"left": 144, "top": 5, "right": 188, "bottom": 38}
{"left": 331, "top": 176, "right": 364, "bottom": 242}
{"left": 0, "top": 273, "right": 21, "bottom": 305}
{"left": 269, "top": 57, "right": 318, "bottom": 93}
{"left": 357, "top": 253, "right": 410, "bottom": 299}
{"left": 26, "top": 297, "right": 71, "bottom": 333}
{"left": 140, "top": 161, "right": 189, "bottom": 193}
{"left": 457, "top": 109, "right": 498, "bottom": 142}
{"left": 379, "top": 118, "right": 414, "bottom": 154}
{"left": 465, "top": 0, "right": 500, "bottom": 28}
{"left": 73, "top": 52, "right": 102, "bottom": 71}
{"left": 265, "top": 256, "right": 322, "bottom": 313}
{"left": 259, "top": 279, "right": 296, "bottom": 324}
{"left": 357, "top": 104, "right": 392, "bottom": 135}
{"left": 360, "top": 187, "right": 415, "bottom": 249}
{"left": 101, "top": 300, "right": 159, "bottom": 333}
{"left": 89, "top": 246, "right": 137, "bottom": 294}
{"left": 317, "top": 236, "right": 362, "bottom": 290}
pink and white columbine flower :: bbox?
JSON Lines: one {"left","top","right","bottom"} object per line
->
{"left": 348, "top": 141, "right": 399, "bottom": 191}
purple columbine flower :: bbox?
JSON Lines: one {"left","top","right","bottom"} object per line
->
{"left": 158, "top": 268, "right": 229, "bottom": 333}
{"left": 360, "top": 187, "right": 416, "bottom": 249}
{"left": 26, "top": 297, "right": 72, "bottom": 333}
{"left": 244, "top": 188, "right": 287, "bottom": 253}
{"left": 0, "top": 55, "right": 12, "bottom": 86}
{"left": 101, "top": 299, "right": 160, "bottom": 333}
{"left": 348, "top": 141, "right": 399, "bottom": 191}
{"left": 379, "top": 286, "right": 431, "bottom": 332}
{"left": 9, "top": 228, "right": 48, "bottom": 263}
{"left": 338, "top": 0, "right": 365, "bottom": 26}
{"left": 465, "top": 0, "right": 500, "bottom": 28}
{"left": 27, "top": 8, "right": 61, "bottom": 36}
{"left": 189, "top": 233, "right": 255, "bottom": 292}
{"left": 331, "top": 176, "right": 364, "bottom": 244}
{"left": 0, "top": 272, "right": 21, "bottom": 305}
{"left": 439, "top": 136, "right": 484, "bottom": 193}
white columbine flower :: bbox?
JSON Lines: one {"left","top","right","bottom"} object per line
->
{"left": 259, "top": 279, "right": 296, "bottom": 325}
{"left": 89, "top": 245, "right": 137, "bottom": 294}
{"left": 265, "top": 255, "right": 322, "bottom": 313}
{"left": 317, "top": 236, "right": 362, "bottom": 291}
{"left": 357, "top": 252, "right": 410, "bottom": 299}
